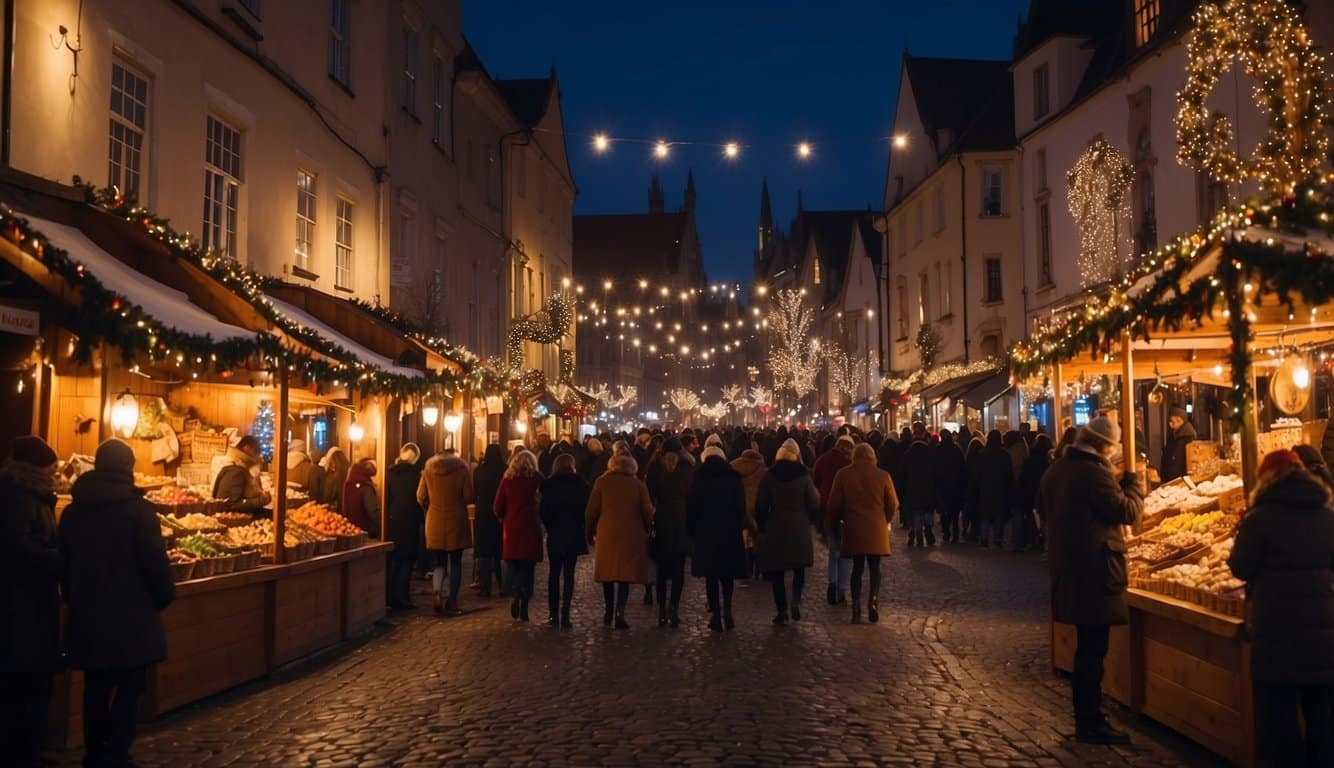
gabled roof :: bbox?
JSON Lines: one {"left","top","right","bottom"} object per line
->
{"left": 574, "top": 212, "right": 690, "bottom": 280}
{"left": 495, "top": 78, "right": 553, "bottom": 129}
{"left": 803, "top": 210, "right": 872, "bottom": 308}
{"left": 1013, "top": 0, "right": 1116, "bottom": 60}
{"left": 903, "top": 55, "right": 1016, "bottom": 154}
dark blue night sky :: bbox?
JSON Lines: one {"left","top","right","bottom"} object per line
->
{"left": 464, "top": 0, "right": 1031, "bottom": 287}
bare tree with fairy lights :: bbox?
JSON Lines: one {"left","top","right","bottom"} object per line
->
{"left": 767, "top": 289, "right": 820, "bottom": 399}
{"left": 1068, "top": 138, "right": 1135, "bottom": 288}
{"left": 668, "top": 388, "right": 701, "bottom": 425}
{"left": 824, "top": 343, "right": 868, "bottom": 405}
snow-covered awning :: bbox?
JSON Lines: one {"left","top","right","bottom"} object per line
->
{"left": 16, "top": 211, "right": 252, "bottom": 342}
{"left": 263, "top": 294, "right": 424, "bottom": 379}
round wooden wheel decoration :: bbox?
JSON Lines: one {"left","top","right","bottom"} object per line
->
{"left": 1176, "top": 0, "right": 1330, "bottom": 196}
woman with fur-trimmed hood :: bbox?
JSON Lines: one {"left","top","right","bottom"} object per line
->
{"left": 417, "top": 451, "right": 474, "bottom": 616}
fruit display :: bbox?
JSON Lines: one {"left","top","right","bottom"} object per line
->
{"left": 1129, "top": 541, "right": 1185, "bottom": 565}
{"left": 175, "top": 513, "right": 226, "bottom": 533}
{"left": 177, "top": 533, "right": 227, "bottom": 559}
{"left": 146, "top": 486, "right": 211, "bottom": 505}
{"left": 289, "top": 502, "right": 365, "bottom": 537}
{"left": 230, "top": 519, "right": 300, "bottom": 549}
{"left": 1142, "top": 482, "right": 1196, "bottom": 517}
{"left": 213, "top": 511, "right": 254, "bottom": 527}
{"left": 286, "top": 522, "right": 332, "bottom": 544}
{"left": 1157, "top": 510, "right": 1227, "bottom": 535}
{"left": 1155, "top": 539, "right": 1244, "bottom": 594}
{"left": 167, "top": 549, "right": 197, "bottom": 564}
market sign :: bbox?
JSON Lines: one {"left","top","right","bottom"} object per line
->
{"left": 0, "top": 304, "right": 38, "bottom": 335}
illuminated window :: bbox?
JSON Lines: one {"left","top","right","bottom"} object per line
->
{"left": 813, "top": 257, "right": 822, "bottom": 286}
{"left": 335, "top": 198, "right": 353, "bottom": 290}
{"left": 294, "top": 170, "right": 316, "bottom": 270}
{"left": 895, "top": 276, "right": 908, "bottom": 339}
{"left": 1033, "top": 64, "right": 1050, "bottom": 120}
{"left": 1135, "top": 0, "right": 1160, "bottom": 48}
{"left": 203, "top": 115, "right": 241, "bottom": 258}
{"left": 108, "top": 59, "right": 149, "bottom": 201}
{"left": 918, "top": 272, "right": 929, "bottom": 324}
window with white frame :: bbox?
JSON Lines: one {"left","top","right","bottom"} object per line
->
{"left": 335, "top": 198, "right": 353, "bottom": 290}
{"left": 942, "top": 260, "right": 953, "bottom": 316}
{"left": 203, "top": 115, "right": 241, "bottom": 258}
{"left": 981, "top": 169, "right": 1004, "bottom": 217}
{"left": 329, "top": 0, "right": 350, "bottom": 87}
{"left": 1033, "top": 64, "right": 1050, "bottom": 120}
{"left": 402, "top": 25, "right": 418, "bottom": 114}
{"left": 108, "top": 59, "right": 149, "bottom": 201}
{"left": 294, "top": 170, "right": 316, "bottom": 271}
{"left": 896, "top": 276, "right": 907, "bottom": 339}
{"left": 432, "top": 53, "right": 446, "bottom": 146}
{"left": 984, "top": 257, "right": 1003, "bottom": 302}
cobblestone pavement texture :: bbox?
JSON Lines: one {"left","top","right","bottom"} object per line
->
{"left": 55, "top": 537, "right": 1231, "bottom": 767}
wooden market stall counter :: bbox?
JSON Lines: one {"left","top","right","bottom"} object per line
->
{"left": 51, "top": 542, "right": 391, "bottom": 747}
{"left": 1052, "top": 588, "right": 1252, "bottom": 766}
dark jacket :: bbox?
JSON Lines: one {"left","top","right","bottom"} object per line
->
{"left": 539, "top": 473, "right": 590, "bottom": 560}
{"left": 687, "top": 457, "right": 751, "bottom": 579}
{"left": 580, "top": 451, "right": 609, "bottom": 488}
{"left": 646, "top": 454, "right": 694, "bottom": 562}
{"left": 384, "top": 461, "right": 424, "bottom": 557}
{"left": 977, "top": 444, "right": 1015, "bottom": 523}
{"left": 0, "top": 465, "right": 61, "bottom": 671}
{"left": 59, "top": 470, "right": 175, "bottom": 670}
{"left": 1017, "top": 448, "right": 1053, "bottom": 517}
{"left": 342, "top": 461, "right": 380, "bottom": 537}
{"left": 753, "top": 460, "right": 819, "bottom": 571}
{"left": 1160, "top": 420, "right": 1197, "bottom": 482}
{"left": 1228, "top": 470, "right": 1334, "bottom": 684}
{"left": 932, "top": 440, "right": 968, "bottom": 514}
{"left": 212, "top": 447, "right": 266, "bottom": 515}
{"left": 1039, "top": 446, "right": 1143, "bottom": 626}
{"left": 811, "top": 446, "right": 851, "bottom": 525}
{"left": 898, "top": 440, "right": 937, "bottom": 511}
{"left": 472, "top": 458, "right": 505, "bottom": 560}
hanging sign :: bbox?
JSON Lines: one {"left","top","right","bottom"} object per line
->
{"left": 0, "top": 304, "right": 38, "bottom": 335}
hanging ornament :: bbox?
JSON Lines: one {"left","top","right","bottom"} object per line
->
{"left": 1270, "top": 353, "right": 1312, "bottom": 415}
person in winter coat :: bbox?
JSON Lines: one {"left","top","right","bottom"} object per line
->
{"left": 0, "top": 436, "right": 61, "bottom": 768}
{"left": 494, "top": 450, "right": 543, "bottom": 622}
{"left": 213, "top": 436, "right": 270, "bottom": 515}
{"left": 60, "top": 439, "right": 175, "bottom": 768}
{"left": 876, "top": 436, "right": 906, "bottom": 528}
{"left": 586, "top": 453, "right": 654, "bottom": 629}
{"left": 1228, "top": 449, "right": 1334, "bottom": 768}
{"left": 731, "top": 448, "right": 767, "bottom": 581}
{"left": 899, "top": 424, "right": 938, "bottom": 547}
{"left": 1293, "top": 444, "right": 1334, "bottom": 492}
{"left": 754, "top": 438, "right": 819, "bottom": 626}
{"left": 539, "top": 454, "right": 589, "bottom": 628}
{"left": 646, "top": 437, "right": 695, "bottom": 627}
{"left": 286, "top": 439, "right": 325, "bottom": 500}
{"left": 963, "top": 438, "right": 985, "bottom": 541}
{"left": 320, "top": 446, "right": 350, "bottom": 509}
{"left": 933, "top": 430, "right": 968, "bottom": 544}
{"left": 472, "top": 445, "right": 506, "bottom": 597}
{"left": 384, "top": 443, "right": 424, "bottom": 610}
{"left": 813, "top": 435, "right": 854, "bottom": 605}
{"left": 581, "top": 438, "right": 609, "bottom": 487}
{"left": 1017, "top": 434, "right": 1054, "bottom": 552}
{"left": 1038, "top": 415, "right": 1143, "bottom": 745}
{"left": 688, "top": 446, "right": 753, "bottom": 632}
{"left": 342, "top": 458, "right": 380, "bottom": 538}
{"left": 417, "top": 450, "right": 473, "bottom": 616}
{"left": 829, "top": 443, "right": 898, "bottom": 624}
{"left": 978, "top": 431, "right": 1015, "bottom": 548}
{"left": 1160, "top": 407, "right": 1197, "bottom": 482}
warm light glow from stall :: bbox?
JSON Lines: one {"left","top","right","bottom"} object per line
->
{"left": 111, "top": 390, "right": 139, "bottom": 438}
{"left": 443, "top": 411, "right": 463, "bottom": 433}
{"left": 348, "top": 419, "right": 365, "bottom": 442}
{"left": 421, "top": 403, "right": 440, "bottom": 427}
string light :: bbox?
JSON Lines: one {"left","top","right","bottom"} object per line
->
{"left": 654, "top": 141, "right": 670, "bottom": 159}
{"left": 797, "top": 142, "right": 813, "bottom": 159}
{"left": 724, "top": 142, "right": 740, "bottom": 159}
{"left": 593, "top": 133, "right": 610, "bottom": 153}
{"left": 1068, "top": 138, "right": 1134, "bottom": 287}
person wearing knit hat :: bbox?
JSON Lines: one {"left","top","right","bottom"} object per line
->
{"left": 287, "top": 438, "right": 324, "bottom": 499}
{"left": 1039, "top": 412, "right": 1144, "bottom": 745}
{"left": 754, "top": 436, "right": 819, "bottom": 625}
{"left": 701, "top": 445, "right": 726, "bottom": 462}
{"left": 1230, "top": 449, "right": 1334, "bottom": 766}
{"left": 646, "top": 435, "right": 695, "bottom": 626}
{"left": 704, "top": 433, "right": 724, "bottom": 449}
{"left": 688, "top": 442, "right": 753, "bottom": 631}
{"left": 61, "top": 438, "right": 175, "bottom": 768}
{"left": 2, "top": 435, "right": 61, "bottom": 766}
{"left": 384, "top": 443, "right": 425, "bottom": 610}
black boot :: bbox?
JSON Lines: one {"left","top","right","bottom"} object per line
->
{"left": 669, "top": 603, "right": 681, "bottom": 628}
{"left": 560, "top": 599, "right": 573, "bottom": 629}
{"left": 724, "top": 608, "right": 735, "bottom": 630}
{"left": 643, "top": 584, "right": 654, "bottom": 605}
{"left": 772, "top": 609, "right": 788, "bottom": 626}
{"left": 510, "top": 596, "right": 520, "bottom": 620}
{"left": 868, "top": 596, "right": 879, "bottom": 623}
{"left": 519, "top": 598, "right": 530, "bottom": 622}
{"left": 925, "top": 527, "right": 936, "bottom": 546}
{"left": 851, "top": 599, "right": 862, "bottom": 624}
{"left": 790, "top": 597, "right": 801, "bottom": 622}
{"left": 826, "top": 583, "right": 837, "bottom": 605}
{"left": 708, "top": 609, "right": 722, "bottom": 632}
{"left": 614, "top": 612, "right": 630, "bottom": 630}
{"left": 658, "top": 602, "right": 668, "bottom": 627}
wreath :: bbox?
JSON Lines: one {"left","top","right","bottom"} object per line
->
{"left": 1176, "top": 0, "right": 1329, "bottom": 196}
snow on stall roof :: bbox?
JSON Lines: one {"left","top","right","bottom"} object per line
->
{"left": 264, "top": 294, "right": 424, "bottom": 379}
{"left": 17, "top": 211, "right": 252, "bottom": 341}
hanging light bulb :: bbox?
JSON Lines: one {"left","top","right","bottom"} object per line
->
{"left": 443, "top": 411, "right": 463, "bottom": 434}
{"left": 1293, "top": 360, "right": 1311, "bottom": 390}
{"left": 110, "top": 389, "right": 139, "bottom": 438}
{"left": 348, "top": 418, "right": 365, "bottom": 442}
{"left": 421, "top": 400, "right": 440, "bottom": 427}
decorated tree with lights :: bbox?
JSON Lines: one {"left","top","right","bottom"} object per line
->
{"left": 1068, "top": 138, "right": 1135, "bottom": 287}
{"left": 668, "top": 388, "right": 701, "bottom": 425}
{"left": 699, "top": 401, "right": 730, "bottom": 422}
{"left": 602, "top": 385, "right": 637, "bottom": 410}
{"left": 252, "top": 400, "right": 275, "bottom": 462}
{"left": 766, "top": 289, "right": 820, "bottom": 400}
{"left": 824, "top": 343, "right": 868, "bottom": 405}
{"left": 720, "top": 384, "right": 744, "bottom": 410}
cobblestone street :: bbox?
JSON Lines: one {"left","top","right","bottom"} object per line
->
{"left": 60, "top": 539, "right": 1229, "bottom": 767}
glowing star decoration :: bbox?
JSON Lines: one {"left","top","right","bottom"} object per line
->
{"left": 766, "top": 289, "right": 820, "bottom": 398}
{"left": 1176, "top": 0, "right": 1329, "bottom": 196}
{"left": 593, "top": 134, "right": 610, "bottom": 153}
{"left": 1068, "top": 138, "right": 1134, "bottom": 287}
{"left": 796, "top": 142, "right": 812, "bottom": 159}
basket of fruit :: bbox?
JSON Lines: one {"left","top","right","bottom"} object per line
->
{"left": 289, "top": 502, "right": 366, "bottom": 548}
{"left": 214, "top": 511, "right": 254, "bottom": 528}
{"left": 167, "top": 550, "right": 196, "bottom": 582}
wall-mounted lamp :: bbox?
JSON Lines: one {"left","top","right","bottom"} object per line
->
{"left": 110, "top": 389, "right": 139, "bottom": 438}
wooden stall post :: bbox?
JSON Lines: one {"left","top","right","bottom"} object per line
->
{"left": 1121, "top": 334, "right": 1136, "bottom": 464}
{"left": 1241, "top": 362, "right": 1260, "bottom": 496}
{"left": 273, "top": 375, "right": 289, "bottom": 564}
{"left": 1051, "top": 362, "right": 1064, "bottom": 438}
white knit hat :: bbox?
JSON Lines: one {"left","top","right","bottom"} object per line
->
{"left": 705, "top": 433, "right": 723, "bottom": 447}
{"left": 776, "top": 438, "right": 801, "bottom": 463}
{"left": 701, "top": 445, "right": 726, "bottom": 462}
{"left": 1081, "top": 414, "right": 1121, "bottom": 446}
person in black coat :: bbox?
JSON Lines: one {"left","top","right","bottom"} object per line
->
{"left": 978, "top": 431, "right": 1015, "bottom": 548}
{"left": 0, "top": 436, "right": 61, "bottom": 768}
{"left": 876, "top": 437, "right": 905, "bottom": 528}
{"left": 932, "top": 430, "right": 968, "bottom": 543}
{"left": 472, "top": 445, "right": 506, "bottom": 597}
{"left": 963, "top": 438, "right": 985, "bottom": 542}
{"left": 1160, "top": 407, "right": 1197, "bottom": 482}
{"left": 384, "top": 443, "right": 424, "bottom": 610}
{"left": 899, "top": 423, "right": 938, "bottom": 546}
{"left": 646, "top": 437, "right": 694, "bottom": 627}
{"left": 60, "top": 439, "right": 175, "bottom": 768}
{"left": 1017, "top": 433, "right": 1054, "bottom": 552}
{"left": 1229, "top": 450, "right": 1334, "bottom": 768}
{"left": 538, "top": 453, "right": 589, "bottom": 628}
{"left": 687, "top": 447, "right": 753, "bottom": 632}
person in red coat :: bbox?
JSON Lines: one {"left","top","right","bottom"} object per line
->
{"left": 812, "top": 435, "right": 854, "bottom": 605}
{"left": 494, "top": 449, "right": 544, "bottom": 622}
{"left": 341, "top": 458, "right": 380, "bottom": 537}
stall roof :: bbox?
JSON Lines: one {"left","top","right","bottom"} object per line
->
{"left": 16, "top": 211, "right": 252, "bottom": 342}
{"left": 958, "top": 372, "right": 1012, "bottom": 410}
{"left": 917, "top": 368, "right": 1000, "bottom": 404}
{"left": 264, "top": 295, "right": 425, "bottom": 379}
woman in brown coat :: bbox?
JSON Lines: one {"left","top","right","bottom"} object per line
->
{"left": 585, "top": 453, "right": 655, "bottom": 629}
{"left": 731, "top": 448, "right": 767, "bottom": 581}
{"left": 828, "top": 443, "right": 899, "bottom": 624}
{"left": 416, "top": 453, "right": 474, "bottom": 616}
